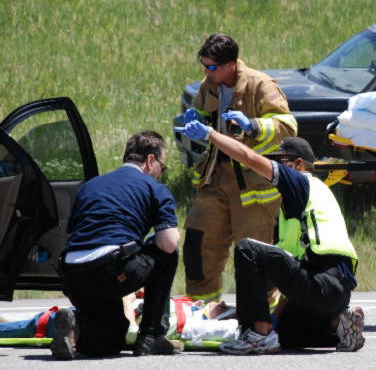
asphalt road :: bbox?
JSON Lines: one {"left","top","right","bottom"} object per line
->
{"left": 0, "top": 292, "right": 375, "bottom": 370}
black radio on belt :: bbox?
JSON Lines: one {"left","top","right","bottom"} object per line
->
{"left": 118, "top": 241, "right": 141, "bottom": 260}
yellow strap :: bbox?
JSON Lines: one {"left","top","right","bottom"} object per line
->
{"left": 329, "top": 133, "right": 376, "bottom": 154}
{"left": 328, "top": 133, "right": 354, "bottom": 146}
{"left": 324, "top": 169, "right": 351, "bottom": 186}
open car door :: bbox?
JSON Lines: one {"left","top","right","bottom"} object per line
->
{"left": 0, "top": 97, "right": 98, "bottom": 300}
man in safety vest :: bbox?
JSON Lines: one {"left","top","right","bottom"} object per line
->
{"left": 175, "top": 120, "right": 365, "bottom": 354}
{"left": 181, "top": 33, "right": 297, "bottom": 303}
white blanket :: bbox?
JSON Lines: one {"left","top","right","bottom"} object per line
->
{"left": 336, "top": 92, "right": 376, "bottom": 149}
{"left": 181, "top": 318, "right": 238, "bottom": 341}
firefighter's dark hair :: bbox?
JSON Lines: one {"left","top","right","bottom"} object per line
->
{"left": 198, "top": 33, "right": 239, "bottom": 64}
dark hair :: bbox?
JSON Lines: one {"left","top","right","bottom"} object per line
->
{"left": 123, "top": 130, "right": 165, "bottom": 163}
{"left": 198, "top": 33, "right": 239, "bottom": 64}
{"left": 303, "top": 160, "right": 314, "bottom": 172}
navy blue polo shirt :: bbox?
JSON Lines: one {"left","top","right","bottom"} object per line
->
{"left": 270, "top": 161, "right": 310, "bottom": 219}
{"left": 65, "top": 164, "right": 177, "bottom": 251}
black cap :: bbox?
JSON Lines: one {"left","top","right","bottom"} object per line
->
{"left": 268, "top": 137, "right": 315, "bottom": 162}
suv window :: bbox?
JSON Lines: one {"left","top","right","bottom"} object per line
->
{"left": 9, "top": 110, "right": 84, "bottom": 181}
{"left": 308, "top": 30, "right": 376, "bottom": 93}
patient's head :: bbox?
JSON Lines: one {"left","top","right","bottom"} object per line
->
{"left": 207, "top": 301, "right": 236, "bottom": 320}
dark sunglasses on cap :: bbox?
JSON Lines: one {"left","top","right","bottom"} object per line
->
{"left": 275, "top": 156, "right": 297, "bottom": 164}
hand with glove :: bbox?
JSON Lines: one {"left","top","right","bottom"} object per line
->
{"left": 184, "top": 108, "right": 201, "bottom": 123}
{"left": 174, "top": 120, "right": 213, "bottom": 140}
{"left": 222, "top": 110, "right": 258, "bottom": 137}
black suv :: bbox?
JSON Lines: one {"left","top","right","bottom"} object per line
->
{"left": 173, "top": 24, "right": 376, "bottom": 169}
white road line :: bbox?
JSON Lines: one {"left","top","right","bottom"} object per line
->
{"left": 362, "top": 306, "right": 376, "bottom": 310}
{"left": 352, "top": 300, "right": 376, "bottom": 303}
{"left": 0, "top": 305, "right": 69, "bottom": 312}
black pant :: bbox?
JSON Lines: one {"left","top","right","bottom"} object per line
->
{"left": 61, "top": 244, "right": 178, "bottom": 356}
{"left": 235, "top": 239, "right": 352, "bottom": 346}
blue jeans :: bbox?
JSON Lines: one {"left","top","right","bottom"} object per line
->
{"left": 0, "top": 312, "right": 56, "bottom": 338}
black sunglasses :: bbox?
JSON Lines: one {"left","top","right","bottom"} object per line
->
{"left": 157, "top": 159, "right": 168, "bottom": 174}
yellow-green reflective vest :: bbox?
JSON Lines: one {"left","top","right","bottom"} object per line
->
{"left": 277, "top": 174, "right": 358, "bottom": 271}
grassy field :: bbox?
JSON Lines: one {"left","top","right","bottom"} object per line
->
{"left": 2, "top": 0, "right": 376, "bottom": 297}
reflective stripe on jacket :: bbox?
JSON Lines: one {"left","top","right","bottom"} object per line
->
{"left": 253, "top": 113, "right": 298, "bottom": 154}
{"left": 240, "top": 187, "right": 281, "bottom": 206}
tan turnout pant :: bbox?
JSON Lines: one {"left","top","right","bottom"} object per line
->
{"left": 183, "top": 160, "right": 281, "bottom": 301}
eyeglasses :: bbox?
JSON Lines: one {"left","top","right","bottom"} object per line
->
{"left": 157, "top": 159, "right": 168, "bottom": 174}
{"left": 276, "top": 157, "right": 297, "bottom": 164}
{"left": 200, "top": 61, "right": 222, "bottom": 71}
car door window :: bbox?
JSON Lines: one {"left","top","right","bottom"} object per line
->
{"left": 9, "top": 111, "right": 84, "bottom": 181}
{"left": 0, "top": 145, "right": 22, "bottom": 247}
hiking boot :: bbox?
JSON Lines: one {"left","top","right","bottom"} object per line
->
{"left": 51, "top": 308, "right": 77, "bottom": 360}
{"left": 133, "top": 334, "right": 184, "bottom": 356}
{"left": 220, "top": 328, "right": 280, "bottom": 355}
{"left": 336, "top": 306, "right": 365, "bottom": 352}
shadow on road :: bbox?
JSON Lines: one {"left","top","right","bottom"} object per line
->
{"left": 182, "top": 348, "right": 334, "bottom": 356}
{"left": 22, "top": 352, "right": 134, "bottom": 361}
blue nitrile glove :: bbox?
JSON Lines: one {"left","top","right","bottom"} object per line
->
{"left": 222, "top": 110, "right": 257, "bottom": 136}
{"left": 184, "top": 108, "right": 201, "bottom": 123}
{"left": 174, "top": 120, "right": 213, "bottom": 140}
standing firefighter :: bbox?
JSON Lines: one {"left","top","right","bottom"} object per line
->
{"left": 182, "top": 33, "right": 297, "bottom": 302}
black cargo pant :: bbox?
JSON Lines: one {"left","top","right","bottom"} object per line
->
{"left": 61, "top": 244, "right": 178, "bottom": 356}
{"left": 235, "top": 239, "right": 354, "bottom": 347}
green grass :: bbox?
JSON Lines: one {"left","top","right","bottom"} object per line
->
{"left": 331, "top": 184, "right": 376, "bottom": 291}
{"left": 3, "top": 0, "right": 376, "bottom": 298}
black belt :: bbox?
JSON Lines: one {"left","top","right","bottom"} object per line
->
{"left": 61, "top": 241, "right": 142, "bottom": 272}
{"left": 117, "top": 241, "right": 142, "bottom": 260}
